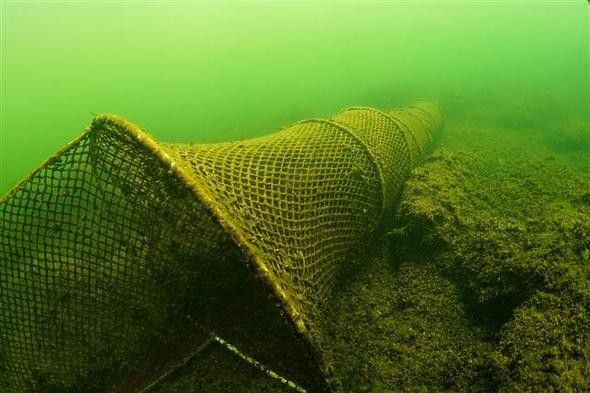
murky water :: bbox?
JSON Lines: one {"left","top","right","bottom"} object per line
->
{"left": 2, "top": 2, "right": 588, "bottom": 194}
{"left": 1, "top": 2, "right": 588, "bottom": 392}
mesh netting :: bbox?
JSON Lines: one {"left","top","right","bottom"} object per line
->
{"left": 0, "top": 102, "right": 442, "bottom": 392}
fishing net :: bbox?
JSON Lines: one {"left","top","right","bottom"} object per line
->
{"left": 0, "top": 101, "right": 442, "bottom": 392}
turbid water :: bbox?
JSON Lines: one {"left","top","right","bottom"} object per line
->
{"left": 1, "top": 2, "right": 588, "bottom": 194}
{"left": 1, "top": 2, "right": 589, "bottom": 393}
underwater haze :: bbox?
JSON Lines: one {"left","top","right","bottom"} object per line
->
{"left": 1, "top": 1, "right": 588, "bottom": 194}
{"left": 1, "top": 2, "right": 590, "bottom": 393}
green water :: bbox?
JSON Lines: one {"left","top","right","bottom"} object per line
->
{"left": 1, "top": 3, "right": 590, "bottom": 392}
{"left": 1, "top": 1, "right": 588, "bottom": 194}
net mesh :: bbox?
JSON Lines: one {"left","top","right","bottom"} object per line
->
{"left": 0, "top": 102, "right": 442, "bottom": 392}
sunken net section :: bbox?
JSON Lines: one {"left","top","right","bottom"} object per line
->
{"left": 163, "top": 117, "right": 384, "bottom": 336}
{"left": 389, "top": 101, "right": 442, "bottom": 167}
{"left": 331, "top": 108, "right": 411, "bottom": 208}
{"left": 0, "top": 102, "right": 442, "bottom": 392}
{"left": 0, "top": 119, "right": 241, "bottom": 392}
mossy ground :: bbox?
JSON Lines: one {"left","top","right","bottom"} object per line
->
{"left": 151, "top": 97, "right": 589, "bottom": 392}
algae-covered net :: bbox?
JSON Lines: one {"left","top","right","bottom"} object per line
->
{"left": 0, "top": 101, "right": 442, "bottom": 392}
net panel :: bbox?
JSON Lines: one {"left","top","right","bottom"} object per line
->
{"left": 331, "top": 107, "right": 411, "bottom": 208}
{"left": 162, "top": 117, "right": 384, "bottom": 337}
{"left": 0, "top": 118, "right": 311, "bottom": 392}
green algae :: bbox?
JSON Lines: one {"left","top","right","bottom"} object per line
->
{"left": 492, "top": 291, "right": 589, "bottom": 392}
{"left": 374, "top": 104, "right": 589, "bottom": 391}
{"left": 324, "top": 258, "right": 495, "bottom": 392}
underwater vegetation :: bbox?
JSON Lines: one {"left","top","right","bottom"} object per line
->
{"left": 150, "top": 94, "right": 589, "bottom": 392}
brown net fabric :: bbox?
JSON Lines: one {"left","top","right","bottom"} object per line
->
{"left": 389, "top": 101, "right": 442, "bottom": 167}
{"left": 0, "top": 102, "right": 442, "bottom": 392}
{"left": 331, "top": 107, "right": 411, "bottom": 208}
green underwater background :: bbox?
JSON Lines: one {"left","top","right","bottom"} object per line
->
{"left": 1, "top": 1, "right": 588, "bottom": 193}
{"left": 1, "top": 1, "right": 589, "bottom": 392}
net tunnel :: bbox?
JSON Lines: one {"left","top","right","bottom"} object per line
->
{"left": 0, "top": 101, "right": 443, "bottom": 392}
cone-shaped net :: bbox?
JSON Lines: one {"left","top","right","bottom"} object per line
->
{"left": 0, "top": 102, "right": 442, "bottom": 392}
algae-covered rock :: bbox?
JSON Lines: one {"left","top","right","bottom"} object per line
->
{"left": 324, "top": 257, "right": 494, "bottom": 392}
{"left": 491, "top": 291, "right": 590, "bottom": 392}
{"left": 390, "top": 114, "right": 590, "bottom": 392}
